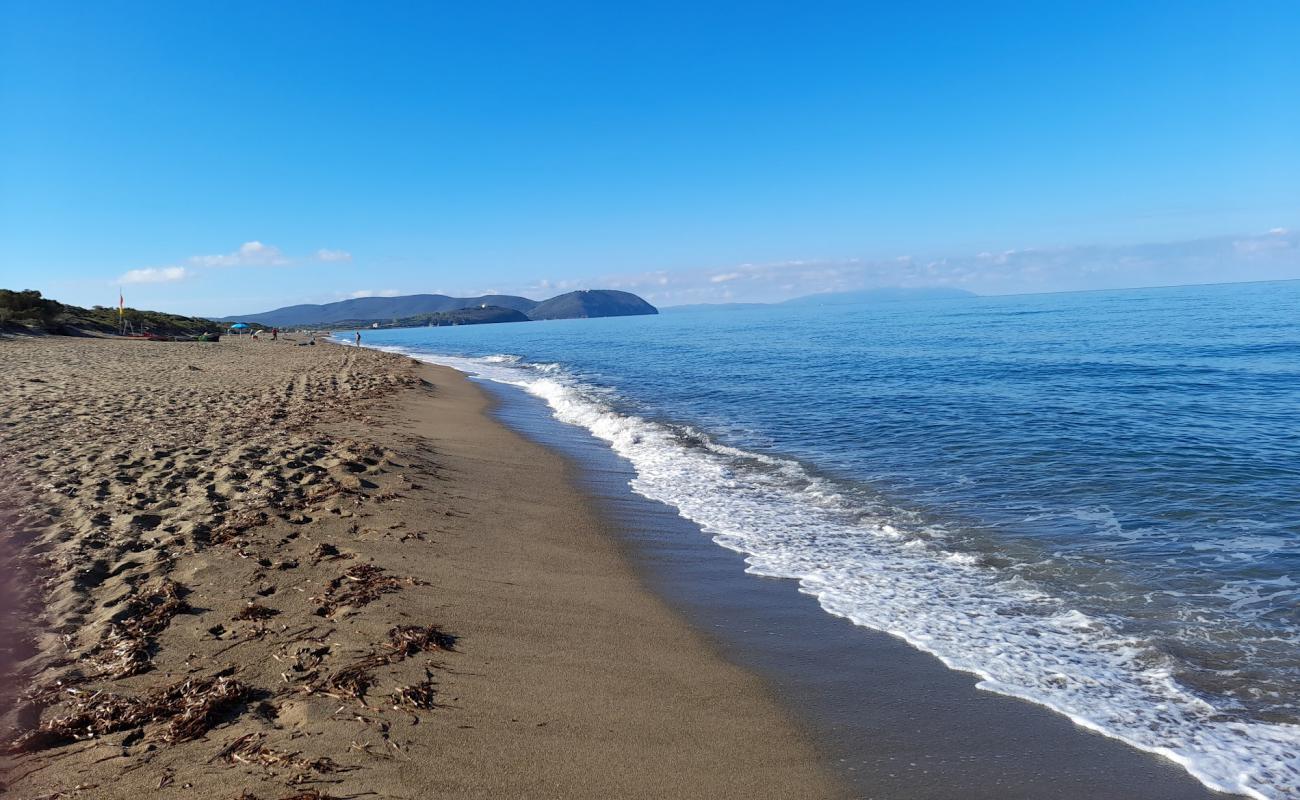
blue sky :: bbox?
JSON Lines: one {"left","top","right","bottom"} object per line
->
{"left": 2, "top": 1, "right": 1297, "bottom": 314}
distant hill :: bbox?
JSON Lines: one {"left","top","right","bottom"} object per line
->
{"left": 221, "top": 293, "right": 540, "bottom": 327}
{"left": 527, "top": 290, "right": 658, "bottom": 321}
{"left": 781, "top": 287, "right": 975, "bottom": 306}
{"left": 334, "top": 306, "right": 530, "bottom": 329}
{"left": 225, "top": 289, "right": 657, "bottom": 327}
{"left": 406, "top": 306, "right": 530, "bottom": 326}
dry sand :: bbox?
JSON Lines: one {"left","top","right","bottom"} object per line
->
{"left": 0, "top": 336, "right": 844, "bottom": 800}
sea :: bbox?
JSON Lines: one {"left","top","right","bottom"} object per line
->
{"left": 357, "top": 280, "right": 1300, "bottom": 800}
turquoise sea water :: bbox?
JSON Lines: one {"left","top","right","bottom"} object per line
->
{"left": 359, "top": 280, "right": 1299, "bottom": 799}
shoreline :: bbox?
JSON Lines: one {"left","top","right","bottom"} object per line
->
{"left": 0, "top": 335, "right": 1253, "bottom": 799}
{"left": 408, "top": 349, "right": 1246, "bottom": 800}
{"left": 0, "top": 336, "right": 842, "bottom": 799}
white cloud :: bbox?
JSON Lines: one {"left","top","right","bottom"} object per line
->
{"left": 188, "top": 241, "right": 353, "bottom": 267}
{"left": 316, "top": 248, "right": 352, "bottom": 262}
{"left": 347, "top": 289, "right": 400, "bottom": 299}
{"left": 1234, "top": 231, "right": 1294, "bottom": 255}
{"left": 520, "top": 228, "right": 1300, "bottom": 306}
{"left": 190, "top": 240, "right": 289, "bottom": 268}
{"left": 119, "top": 266, "right": 191, "bottom": 284}
{"left": 111, "top": 240, "right": 353, "bottom": 295}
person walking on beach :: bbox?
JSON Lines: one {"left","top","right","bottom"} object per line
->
{"left": 271, "top": 327, "right": 278, "bottom": 341}
{"left": 355, "top": 331, "right": 362, "bottom": 346}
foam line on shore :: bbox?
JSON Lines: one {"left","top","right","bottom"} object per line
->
{"left": 367, "top": 342, "right": 1298, "bottom": 800}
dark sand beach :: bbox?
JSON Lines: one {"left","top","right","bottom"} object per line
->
{"left": 0, "top": 336, "right": 842, "bottom": 799}
{"left": 476, "top": 368, "right": 1243, "bottom": 800}
{"left": 0, "top": 335, "right": 1243, "bottom": 800}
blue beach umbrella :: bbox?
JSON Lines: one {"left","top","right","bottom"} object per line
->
{"left": 229, "top": 323, "right": 249, "bottom": 330}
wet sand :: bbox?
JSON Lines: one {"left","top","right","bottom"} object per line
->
{"left": 437, "top": 363, "right": 1245, "bottom": 800}
{"left": 0, "top": 336, "right": 843, "bottom": 799}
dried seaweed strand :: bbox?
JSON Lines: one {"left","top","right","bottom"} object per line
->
{"left": 10, "top": 675, "right": 250, "bottom": 753}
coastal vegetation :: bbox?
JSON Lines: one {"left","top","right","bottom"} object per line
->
{"left": 0, "top": 289, "right": 219, "bottom": 336}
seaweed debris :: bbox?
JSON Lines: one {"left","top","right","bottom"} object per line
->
{"left": 214, "top": 732, "right": 348, "bottom": 774}
{"left": 308, "top": 659, "right": 379, "bottom": 703}
{"left": 308, "top": 542, "right": 349, "bottom": 563}
{"left": 305, "top": 624, "right": 456, "bottom": 706}
{"left": 312, "top": 564, "right": 402, "bottom": 617}
{"left": 232, "top": 791, "right": 339, "bottom": 800}
{"left": 211, "top": 509, "right": 271, "bottom": 545}
{"left": 387, "top": 624, "right": 456, "bottom": 657}
{"left": 93, "top": 579, "right": 191, "bottom": 678}
{"left": 10, "top": 675, "right": 251, "bottom": 752}
{"left": 234, "top": 603, "right": 279, "bottom": 621}
{"left": 390, "top": 674, "right": 438, "bottom": 710}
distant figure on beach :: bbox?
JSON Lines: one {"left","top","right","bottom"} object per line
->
{"left": 271, "top": 328, "right": 278, "bottom": 341}
{"left": 355, "top": 331, "right": 361, "bottom": 346}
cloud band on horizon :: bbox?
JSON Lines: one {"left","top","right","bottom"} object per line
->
{"left": 524, "top": 228, "right": 1299, "bottom": 306}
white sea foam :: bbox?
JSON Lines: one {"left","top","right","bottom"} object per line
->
{"left": 397, "top": 347, "right": 1300, "bottom": 800}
